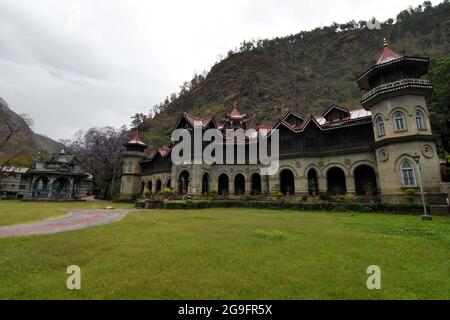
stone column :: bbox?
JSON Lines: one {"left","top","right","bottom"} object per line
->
{"left": 48, "top": 176, "right": 54, "bottom": 198}
{"left": 30, "top": 176, "right": 37, "bottom": 197}
{"left": 298, "top": 177, "right": 308, "bottom": 195}
{"left": 318, "top": 177, "right": 327, "bottom": 193}
{"left": 229, "top": 176, "right": 234, "bottom": 196}
{"left": 261, "top": 175, "right": 269, "bottom": 194}
{"left": 268, "top": 176, "right": 278, "bottom": 194}
{"left": 245, "top": 178, "right": 252, "bottom": 195}
{"left": 69, "top": 178, "right": 74, "bottom": 199}
{"left": 346, "top": 175, "right": 356, "bottom": 195}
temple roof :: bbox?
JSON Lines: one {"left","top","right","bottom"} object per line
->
{"left": 357, "top": 38, "right": 429, "bottom": 90}
{"left": 127, "top": 129, "right": 146, "bottom": 146}
{"left": 228, "top": 102, "right": 247, "bottom": 120}
{"left": 376, "top": 39, "right": 402, "bottom": 65}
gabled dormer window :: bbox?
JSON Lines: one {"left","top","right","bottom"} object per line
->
{"left": 323, "top": 106, "right": 350, "bottom": 123}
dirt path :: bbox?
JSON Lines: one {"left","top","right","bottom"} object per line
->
{"left": 0, "top": 209, "right": 130, "bottom": 238}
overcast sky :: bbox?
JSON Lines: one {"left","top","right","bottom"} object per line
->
{"left": 0, "top": 0, "right": 441, "bottom": 140}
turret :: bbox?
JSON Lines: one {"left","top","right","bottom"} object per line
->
{"left": 119, "top": 129, "right": 146, "bottom": 200}
{"left": 357, "top": 39, "right": 443, "bottom": 203}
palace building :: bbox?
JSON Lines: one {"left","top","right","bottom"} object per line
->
{"left": 119, "top": 41, "right": 447, "bottom": 204}
{"left": 0, "top": 150, "right": 92, "bottom": 200}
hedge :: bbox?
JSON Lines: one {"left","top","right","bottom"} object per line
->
{"left": 161, "top": 200, "right": 428, "bottom": 214}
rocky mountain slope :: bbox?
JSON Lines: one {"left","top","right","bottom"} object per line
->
{"left": 139, "top": 1, "right": 450, "bottom": 146}
{"left": 0, "top": 97, "right": 63, "bottom": 165}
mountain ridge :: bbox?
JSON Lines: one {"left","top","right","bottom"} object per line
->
{"left": 138, "top": 1, "right": 450, "bottom": 147}
{"left": 0, "top": 97, "right": 64, "bottom": 164}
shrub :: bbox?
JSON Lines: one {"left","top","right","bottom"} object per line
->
{"left": 404, "top": 188, "right": 416, "bottom": 202}
{"left": 163, "top": 200, "right": 428, "bottom": 214}
{"left": 209, "top": 190, "right": 218, "bottom": 199}
{"left": 344, "top": 194, "right": 355, "bottom": 202}
{"left": 363, "top": 182, "right": 376, "bottom": 196}
{"left": 143, "top": 187, "right": 151, "bottom": 198}
{"left": 163, "top": 188, "right": 173, "bottom": 197}
{"left": 308, "top": 179, "right": 318, "bottom": 194}
{"left": 242, "top": 193, "right": 252, "bottom": 201}
{"left": 275, "top": 192, "right": 284, "bottom": 201}
{"left": 319, "top": 192, "right": 329, "bottom": 201}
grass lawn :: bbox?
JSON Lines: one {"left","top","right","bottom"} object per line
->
{"left": 0, "top": 202, "right": 449, "bottom": 299}
{"left": 0, "top": 200, "right": 133, "bottom": 226}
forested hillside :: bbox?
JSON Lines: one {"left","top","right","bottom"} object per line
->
{"left": 134, "top": 1, "right": 450, "bottom": 149}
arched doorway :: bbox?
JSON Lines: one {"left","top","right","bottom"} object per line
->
{"left": 140, "top": 181, "right": 145, "bottom": 195}
{"left": 327, "top": 167, "right": 346, "bottom": 195}
{"left": 33, "top": 176, "right": 49, "bottom": 196}
{"left": 307, "top": 168, "right": 319, "bottom": 195}
{"left": 53, "top": 177, "right": 70, "bottom": 197}
{"left": 166, "top": 179, "right": 171, "bottom": 189}
{"left": 155, "top": 179, "right": 162, "bottom": 193}
{"left": 218, "top": 173, "right": 229, "bottom": 195}
{"left": 251, "top": 173, "right": 261, "bottom": 195}
{"left": 178, "top": 170, "right": 190, "bottom": 194}
{"left": 280, "top": 169, "right": 295, "bottom": 195}
{"left": 147, "top": 180, "right": 152, "bottom": 193}
{"left": 202, "top": 172, "right": 210, "bottom": 195}
{"left": 234, "top": 173, "right": 245, "bottom": 195}
{"left": 354, "top": 165, "right": 377, "bottom": 195}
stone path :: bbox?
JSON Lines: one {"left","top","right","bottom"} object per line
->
{"left": 0, "top": 209, "right": 130, "bottom": 239}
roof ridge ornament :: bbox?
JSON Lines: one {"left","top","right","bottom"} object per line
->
{"left": 383, "top": 37, "right": 388, "bottom": 47}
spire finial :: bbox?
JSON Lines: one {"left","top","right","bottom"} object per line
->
{"left": 383, "top": 38, "right": 388, "bottom": 47}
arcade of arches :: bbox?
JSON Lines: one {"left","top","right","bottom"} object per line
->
{"left": 139, "top": 163, "right": 379, "bottom": 198}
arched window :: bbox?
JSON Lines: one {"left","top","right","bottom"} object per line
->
{"left": 375, "top": 116, "right": 385, "bottom": 136}
{"left": 415, "top": 110, "right": 426, "bottom": 130}
{"left": 393, "top": 111, "right": 406, "bottom": 132}
{"left": 400, "top": 159, "right": 416, "bottom": 187}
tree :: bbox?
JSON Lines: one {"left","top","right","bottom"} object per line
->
{"left": 0, "top": 105, "right": 34, "bottom": 180}
{"left": 64, "top": 126, "right": 128, "bottom": 199}
{"left": 130, "top": 113, "right": 147, "bottom": 129}
{"left": 426, "top": 55, "right": 450, "bottom": 152}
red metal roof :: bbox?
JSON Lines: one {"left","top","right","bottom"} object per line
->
{"left": 376, "top": 44, "right": 402, "bottom": 65}
{"left": 127, "top": 129, "right": 146, "bottom": 146}
{"left": 181, "top": 112, "right": 214, "bottom": 128}
{"left": 229, "top": 102, "right": 247, "bottom": 119}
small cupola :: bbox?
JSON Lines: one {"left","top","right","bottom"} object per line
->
{"left": 125, "top": 128, "right": 146, "bottom": 153}
{"left": 357, "top": 38, "right": 432, "bottom": 109}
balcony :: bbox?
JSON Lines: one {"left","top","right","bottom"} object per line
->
{"left": 361, "top": 78, "right": 433, "bottom": 108}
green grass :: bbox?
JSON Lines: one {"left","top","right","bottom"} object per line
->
{"left": 0, "top": 203, "right": 449, "bottom": 299}
{"left": 0, "top": 200, "right": 134, "bottom": 226}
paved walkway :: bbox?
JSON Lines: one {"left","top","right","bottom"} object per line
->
{"left": 0, "top": 209, "right": 130, "bottom": 238}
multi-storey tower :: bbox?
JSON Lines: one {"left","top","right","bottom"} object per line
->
{"left": 357, "top": 39, "right": 444, "bottom": 203}
{"left": 120, "top": 130, "right": 146, "bottom": 200}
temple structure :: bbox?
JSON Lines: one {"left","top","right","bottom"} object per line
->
{"left": 119, "top": 41, "right": 446, "bottom": 204}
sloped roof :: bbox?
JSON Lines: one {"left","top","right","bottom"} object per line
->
{"left": 229, "top": 102, "right": 247, "bottom": 119}
{"left": 274, "top": 107, "right": 371, "bottom": 133}
{"left": 127, "top": 129, "right": 146, "bottom": 146}
{"left": 376, "top": 43, "right": 402, "bottom": 65}
{"left": 0, "top": 166, "right": 29, "bottom": 174}
{"left": 174, "top": 112, "right": 216, "bottom": 130}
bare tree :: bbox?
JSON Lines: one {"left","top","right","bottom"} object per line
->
{"left": 63, "top": 126, "right": 129, "bottom": 199}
